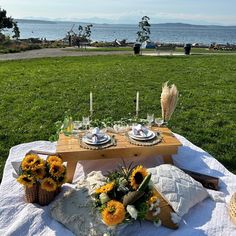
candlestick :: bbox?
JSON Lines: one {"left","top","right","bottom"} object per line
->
{"left": 90, "top": 92, "right": 93, "bottom": 116}
{"left": 136, "top": 91, "right": 139, "bottom": 117}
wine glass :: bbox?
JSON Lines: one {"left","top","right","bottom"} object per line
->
{"left": 147, "top": 113, "right": 154, "bottom": 128}
{"left": 82, "top": 116, "right": 90, "bottom": 131}
{"left": 73, "top": 121, "right": 83, "bottom": 132}
{"left": 155, "top": 117, "right": 164, "bottom": 127}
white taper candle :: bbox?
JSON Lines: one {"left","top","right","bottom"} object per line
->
{"left": 136, "top": 91, "right": 139, "bottom": 115}
{"left": 90, "top": 92, "right": 93, "bottom": 113}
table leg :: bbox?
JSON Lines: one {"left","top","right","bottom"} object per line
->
{"left": 163, "top": 155, "right": 173, "bottom": 165}
{"left": 66, "top": 160, "right": 77, "bottom": 183}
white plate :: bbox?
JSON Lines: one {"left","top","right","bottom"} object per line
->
{"left": 128, "top": 130, "right": 156, "bottom": 141}
{"left": 82, "top": 134, "right": 111, "bottom": 145}
{"left": 130, "top": 129, "right": 153, "bottom": 138}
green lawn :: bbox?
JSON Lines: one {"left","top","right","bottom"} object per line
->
{"left": 0, "top": 54, "right": 236, "bottom": 181}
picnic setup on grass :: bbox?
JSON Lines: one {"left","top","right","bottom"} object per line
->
{"left": 0, "top": 82, "right": 236, "bottom": 236}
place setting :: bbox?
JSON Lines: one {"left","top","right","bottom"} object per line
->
{"left": 125, "top": 121, "right": 162, "bottom": 146}
{"left": 79, "top": 127, "right": 116, "bottom": 150}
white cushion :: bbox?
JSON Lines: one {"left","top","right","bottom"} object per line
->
{"left": 148, "top": 164, "right": 209, "bottom": 217}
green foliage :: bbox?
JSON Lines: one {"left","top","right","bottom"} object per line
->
{"left": 0, "top": 8, "right": 20, "bottom": 38}
{"left": 0, "top": 55, "right": 236, "bottom": 182}
{"left": 137, "top": 16, "right": 151, "bottom": 43}
{"left": 71, "top": 24, "right": 93, "bottom": 46}
{"left": 0, "top": 42, "right": 41, "bottom": 54}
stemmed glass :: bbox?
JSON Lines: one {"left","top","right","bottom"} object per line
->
{"left": 82, "top": 116, "right": 90, "bottom": 131}
{"left": 155, "top": 117, "right": 164, "bottom": 127}
{"left": 147, "top": 113, "right": 154, "bottom": 128}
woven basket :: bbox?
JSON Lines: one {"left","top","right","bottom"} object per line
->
{"left": 229, "top": 192, "right": 236, "bottom": 224}
{"left": 38, "top": 186, "right": 56, "bottom": 206}
{"left": 25, "top": 184, "right": 38, "bottom": 203}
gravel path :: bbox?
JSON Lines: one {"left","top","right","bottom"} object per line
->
{"left": 0, "top": 48, "right": 133, "bottom": 61}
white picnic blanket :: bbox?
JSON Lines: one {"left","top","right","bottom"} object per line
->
{"left": 0, "top": 134, "right": 236, "bottom": 236}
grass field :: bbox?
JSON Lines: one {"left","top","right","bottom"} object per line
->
{"left": 0, "top": 54, "right": 235, "bottom": 181}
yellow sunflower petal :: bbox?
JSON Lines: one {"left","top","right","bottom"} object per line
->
{"left": 17, "top": 174, "right": 35, "bottom": 188}
{"left": 33, "top": 166, "right": 46, "bottom": 179}
{"left": 22, "top": 154, "right": 40, "bottom": 165}
{"left": 41, "top": 177, "right": 57, "bottom": 192}
{"left": 47, "top": 155, "right": 63, "bottom": 164}
{"left": 95, "top": 181, "right": 115, "bottom": 194}
{"left": 49, "top": 162, "right": 65, "bottom": 178}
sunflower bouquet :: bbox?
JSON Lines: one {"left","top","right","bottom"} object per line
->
{"left": 15, "top": 153, "right": 66, "bottom": 205}
{"left": 93, "top": 164, "right": 161, "bottom": 228}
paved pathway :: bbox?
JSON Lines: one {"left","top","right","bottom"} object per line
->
{"left": 0, "top": 48, "right": 235, "bottom": 61}
{"left": 0, "top": 48, "right": 132, "bottom": 61}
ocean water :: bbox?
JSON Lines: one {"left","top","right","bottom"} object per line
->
{"left": 14, "top": 20, "right": 236, "bottom": 45}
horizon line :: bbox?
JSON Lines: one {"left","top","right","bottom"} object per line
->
{"left": 16, "top": 18, "right": 236, "bottom": 27}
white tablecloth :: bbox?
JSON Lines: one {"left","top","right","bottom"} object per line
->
{"left": 0, "top": 134, "right": 236, "bottom": 236}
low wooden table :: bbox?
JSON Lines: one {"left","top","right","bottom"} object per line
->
{"left": 56, "top": 127, "right": 182, "bottom": 182}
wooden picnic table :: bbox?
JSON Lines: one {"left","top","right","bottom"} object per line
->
{"left": 56, "top": 127, "right": 182, "bottom": 183}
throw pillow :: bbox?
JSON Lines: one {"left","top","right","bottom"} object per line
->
{"left": 148, "top": 164, "right": 209, "bottom": 223}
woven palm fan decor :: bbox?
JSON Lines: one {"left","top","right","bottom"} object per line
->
{"left": 161, "top": 82, "right": 179, "bottom": 123}
{"left": 229, "top": 192, "right": 236, "bottom": 224}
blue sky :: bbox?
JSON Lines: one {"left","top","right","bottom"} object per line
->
{"left": 1, "top": 0, "right": 236, "bottom": 25}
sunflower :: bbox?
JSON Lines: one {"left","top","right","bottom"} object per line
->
{"left": 95, "top": 181, "right": 115, "bottom": 194}
{"left": 31, "top": 159, "right": 45, "bottom": 171}
{"left": 17, "top": 174, "right": 36, "bottom": 188}
{"left": 102, "top": 200, "right": 125, "bottom": 226}
{"left": 47, "top": 155, "right": 63, "bottom": 164}
{"left": 21, "top": 161, "right": 31, "bottom": 171}
{"left": 41, "top": 177, "right": 57, "bottom": 192}
{"left": 33, "top": 166, "right": 46, "bottom": 179}
{"left": 129, "top": 165, "right": 148, "bottom": 190}
{"left": 49, "top": 162, "right": 65, "bottom": 178}
{"left": 22, "top": 154, "right": 40, "bottom": 168}
{"left": 23, "top": 154, "right": 39, "bottom": 163}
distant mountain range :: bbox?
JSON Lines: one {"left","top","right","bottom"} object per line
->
{"left": 16, "top": 19, "right": 236, "bottom": 28}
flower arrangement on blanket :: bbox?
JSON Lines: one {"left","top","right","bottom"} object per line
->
{"left": 16, "top": 153, "right": 66, "bottom": 205}
{"left": 93, "top": 163, "right": 161, "bottom": 228}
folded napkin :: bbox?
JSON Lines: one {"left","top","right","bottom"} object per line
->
{"left": 86, "top": 127, "right": 105, "bottom": 143}
{"left": 132, "top": 124, "right": 149, "bottom": 137}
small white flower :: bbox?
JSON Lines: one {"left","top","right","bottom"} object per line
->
{"left": 152, "top": 207, "right": 161, "bottom": 216}
{"left": 149, "top": 203, "right": 154, "bottom": 211}
{"left": 103, "top": 233, "right": 110, "bottom": 236}
{"left": 126, "top": 205, "right": 138, "bottom": 220}
{"left": 99, "top": 193, "right": 110, "bottom": 204}
{"left": 153, "top": 219, "right": 162, "bottom": 228}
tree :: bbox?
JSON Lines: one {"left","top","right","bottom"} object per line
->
{"left": 78, "top": 24, "right": 93, "bottom": 41}
{"left": 72, "top": 24, "right": 93, "bottom": 47}
{"left": 136, "top": 16, "right": 151, "bottom": 44}
{"left": 0, "top": 8, "right": 20, "bottom": 39}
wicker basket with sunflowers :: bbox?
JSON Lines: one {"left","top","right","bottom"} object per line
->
{"left": 93, "top": 164, "right": 162, "bottom": 228}
{"left": 15, "top": 153, "right": 66, "bottom": 206}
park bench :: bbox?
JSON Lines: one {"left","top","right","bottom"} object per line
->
{"left": 156, "top": 44, "right": 176, "bottom": 55}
